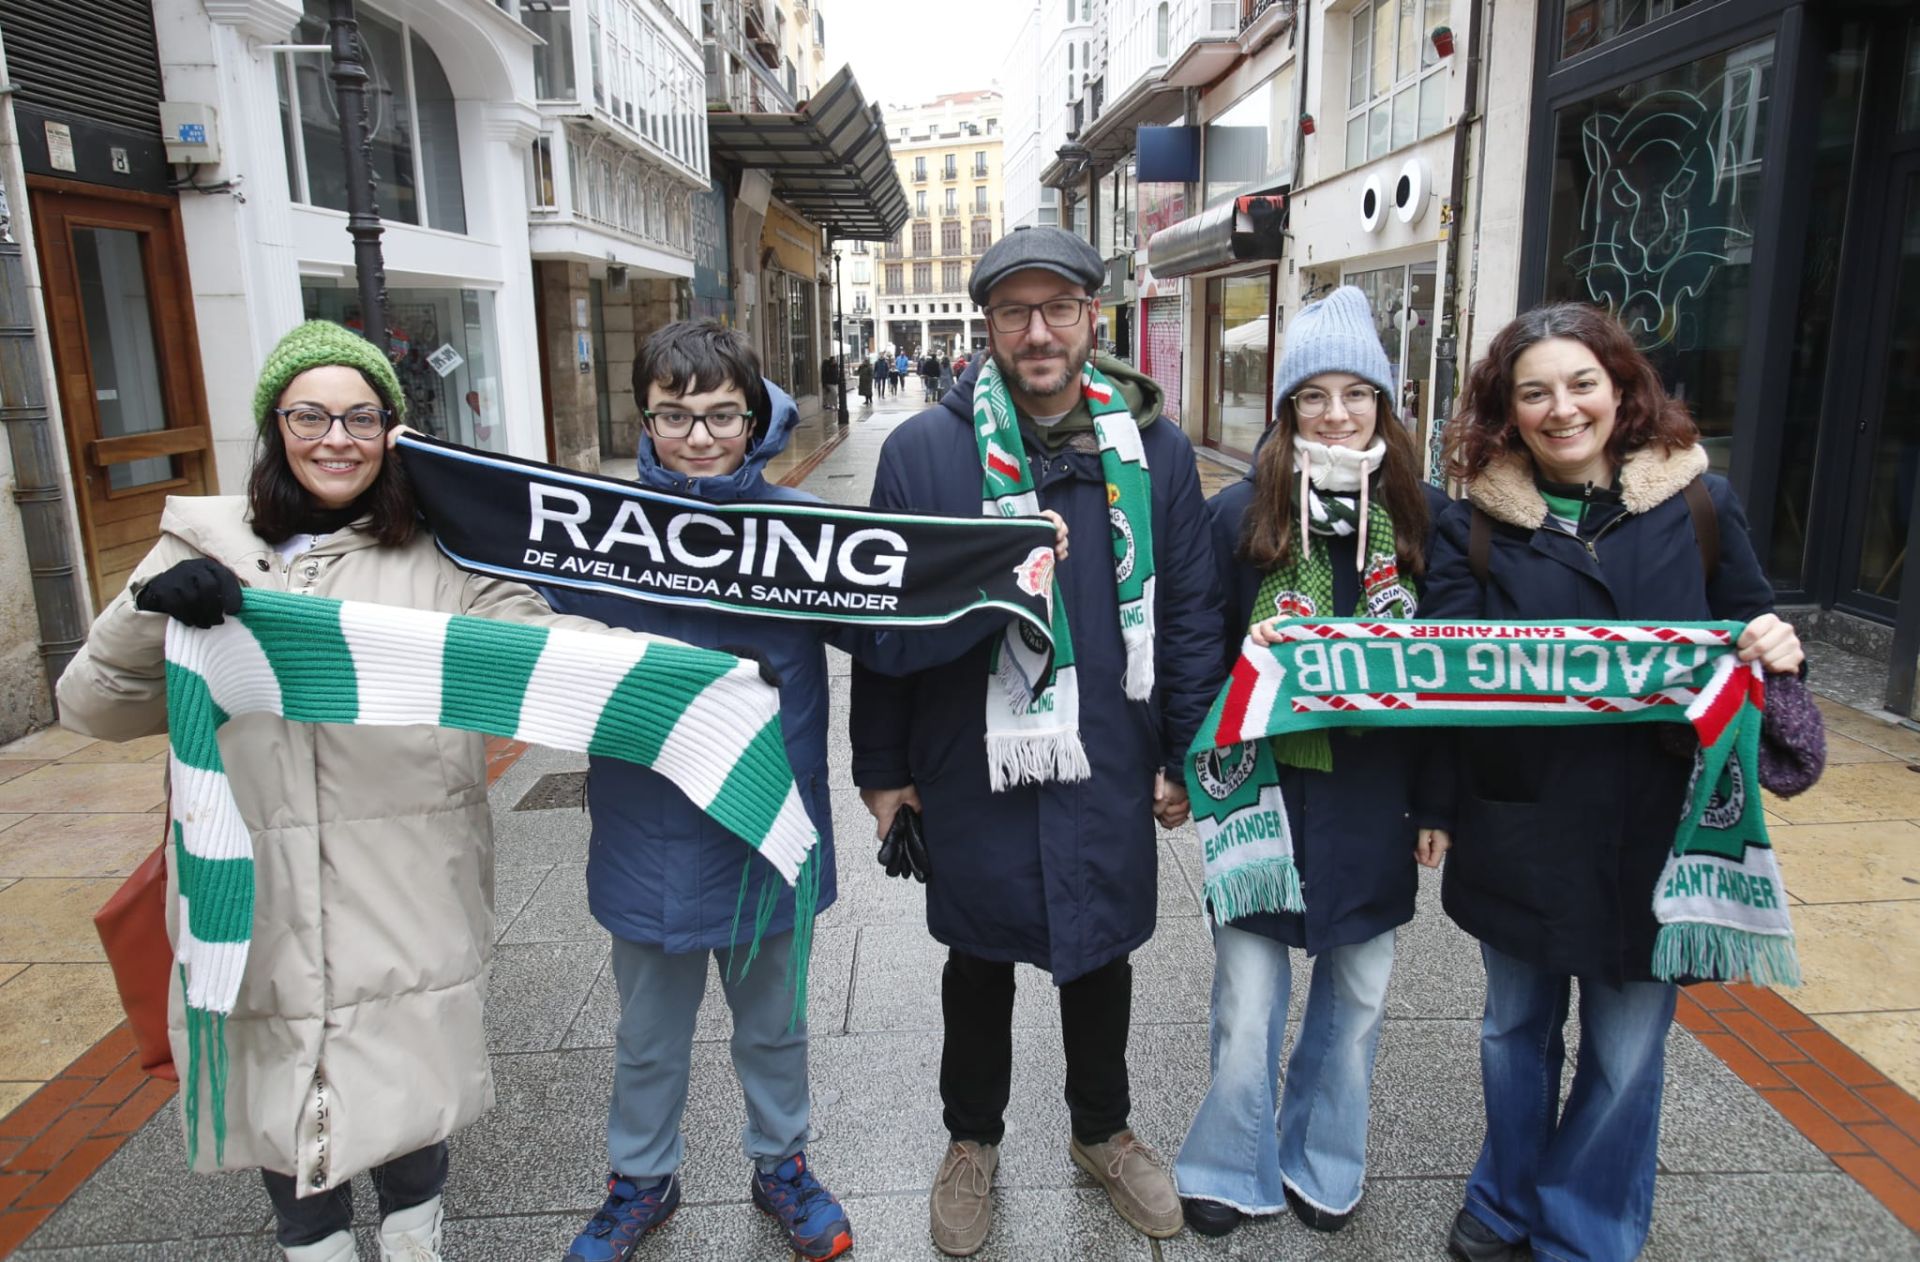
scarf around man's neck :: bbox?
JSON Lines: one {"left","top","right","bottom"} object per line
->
{"left": 972, "top": 355, "right": 1155, "bottom": 789}
{"left": 1187, "top": 618, "right": 1799, "bottom": 986}
{"left": 164, "top": 588, "right": 816, "bottom": 1165}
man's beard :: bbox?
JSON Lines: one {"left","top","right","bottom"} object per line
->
{"left": 991, "top": 331, "right": 1092, "bottom": 400}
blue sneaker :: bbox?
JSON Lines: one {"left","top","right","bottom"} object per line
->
{"left": 750, "top": 1152, "right": 853, "bottom": 1259}
{"left": 563, "top": 1172, "right": 681, "bottom": 1262}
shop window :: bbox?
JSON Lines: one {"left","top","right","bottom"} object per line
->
{"left": 1345, "top": 261, "right": 1437, "bottom": 442}
{"left": 1561, "top": 0, "right": 1704, "bottom": 61}
{"left": 788, "top": 274, "right": 817, "bottom": 396}
{"left": 1345, "top": 0, "right": 1449, "bottom": 168}
{"left": 304, "top": 285, "right": 504, "bottom": 451}
{"left": 279, "top": 0, "right": 468, "bottom": 232}
{"left": 1542, "top": 37, "right": 1772, "bottom": 486}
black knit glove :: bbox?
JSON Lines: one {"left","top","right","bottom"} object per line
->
{"left": 134, "top": 558, "right": 243, "bottom": 628}
{"left": 719, "top": 644, "right": 782, "bottom": 689}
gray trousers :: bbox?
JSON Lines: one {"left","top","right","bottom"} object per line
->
{"left": 607, "top": 932, "right": 812, "bottom": 1179}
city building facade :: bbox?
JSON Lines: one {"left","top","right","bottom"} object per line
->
{"left": 869, "top": 90, "right": 1004, "bottom": 358}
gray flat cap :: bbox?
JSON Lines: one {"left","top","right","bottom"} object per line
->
{"left": 969, "top": 226, "right": 1106, "bottom": 307}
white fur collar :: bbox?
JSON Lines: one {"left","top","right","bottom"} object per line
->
{"left": 1466, "top": 444, "right": 1710, "bottom": 530}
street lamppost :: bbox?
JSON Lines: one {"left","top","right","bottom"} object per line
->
{"left": 278, "top": 5, "right": 389, "bottom": 351}
{"left": 831, "top": 242, "right": 848, "bottom": 423}
{"left": 328, "top": 0, "right": 389, "bottom": 352}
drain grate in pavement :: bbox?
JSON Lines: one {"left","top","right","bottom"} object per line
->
{"left": 513, "top": 771, "right": 587, "bottom": 811}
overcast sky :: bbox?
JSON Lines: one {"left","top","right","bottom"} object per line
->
{"left": 821, "top": 0, "right": 1027, "bottom": 112}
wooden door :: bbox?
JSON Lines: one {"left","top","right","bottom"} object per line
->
{"left": 30, "top": 180, "right": 214, "bottom": 607}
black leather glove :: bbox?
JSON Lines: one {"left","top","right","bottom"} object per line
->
{"left": 719, "top": 644, "right": 782, "bottom": 689}
{"left": 875, "top": 804, "right": 927, "bottom": 883}
{"left": 133, "top": 558, "right": 243, "bottom": 628}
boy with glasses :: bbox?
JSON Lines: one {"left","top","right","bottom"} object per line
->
{"left": 549, "top": 322, "right": 855, "bottom": 1262}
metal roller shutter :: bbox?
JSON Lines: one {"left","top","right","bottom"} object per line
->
{"left": 0, "top": 0, "right": 164, "bottom": 135}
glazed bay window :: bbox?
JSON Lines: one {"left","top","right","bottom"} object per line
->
{"left": 278, "top": 0, "right": 466, "bottom": 231}
{"left": 1346, "top": 0, "right": 1450, "bottom": 167}
{"left": 526, "top": 2, "right": 576, "bottom": 99}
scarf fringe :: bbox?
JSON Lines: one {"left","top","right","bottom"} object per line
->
{"left": 985, "top": 730, "right": 1092, "bottom": 790}
{"left": 1204, "top": 859, "right": 1304, "bottom": 925}
{"left": 1653, "top": 922, "right": 1802, "bottom": 988}
{"left": 181, "top": 994, "right": 229, "bottom": 1169}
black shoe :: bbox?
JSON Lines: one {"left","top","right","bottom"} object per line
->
{"left": 1284, "top": 1184, "right": 1355, "bottom": 1233}
{"left": 1180, "top": 1196, "right": 1243, "bottom": 1238}
{"left": 1448, "top": 1208, "right": 1524, "bottom": 1262}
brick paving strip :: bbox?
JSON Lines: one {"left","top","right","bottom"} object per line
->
{"left": 1679, "top": 982, "right": 1920, "bottom": 1233}
{"left": 0, "top": 736, "right": 532, "bottom": 1259}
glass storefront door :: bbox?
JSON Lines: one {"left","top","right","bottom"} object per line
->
{"left": 1845, "top": 163, "right": 1920, "bottom": 606}
{"left": 1204, "top": 270, "right": 1273, "bottom": 458}
{"left": 303, "top": 285, "right": 506, "bottom": 451}
{"left": 1344, "top": 260, "right": 1436, "bottom": 448}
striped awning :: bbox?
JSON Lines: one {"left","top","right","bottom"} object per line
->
{"left": 707, "top": 66, "right": 909, "bottom": 242}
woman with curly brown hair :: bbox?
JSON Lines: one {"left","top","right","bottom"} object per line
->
{"left": 1419, "top": 303, "right": 1803, "bottom": 1262}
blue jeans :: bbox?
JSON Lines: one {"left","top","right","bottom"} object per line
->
{"left": 1174, "top": 924, "right": 1395, "bottom": 1216}
{"left": 1464, "top": 943, "right": 1678, "bottom": 1262}
{"left": 607, "top": 932, "right": 811, "bottom": 1179}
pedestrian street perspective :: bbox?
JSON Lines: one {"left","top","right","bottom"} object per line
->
{"left": 2, "top": 0, "right": 1920, "bottom": 1259}
{"left": 1, "top": 391, "right": 1919, "bottom": 1261}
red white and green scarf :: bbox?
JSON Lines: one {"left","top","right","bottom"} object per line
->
{"left": 973, "top": 356, "right": 1154, "bottom": 788}
{"left": 1187, "top": 619, "right": 1798, "bottom": 986}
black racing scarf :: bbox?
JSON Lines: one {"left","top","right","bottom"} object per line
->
{"left": 395, "top": 434, "right": 1061, "bottom": 649}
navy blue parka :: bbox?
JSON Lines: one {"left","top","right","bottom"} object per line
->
{"left": 1420, "top": 444, "right": 1777, "bottom": 983}
{"left": 849, "top": 358, "right": 1224, "bottom": 983}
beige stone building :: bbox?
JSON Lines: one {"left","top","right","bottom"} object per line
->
{"left": 854, "top": 91, "right": 1005, "bottom": 359}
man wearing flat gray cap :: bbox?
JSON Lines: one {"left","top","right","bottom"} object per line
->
{"left": 850, "top": 226, "right": 1223, "bottom": 1254}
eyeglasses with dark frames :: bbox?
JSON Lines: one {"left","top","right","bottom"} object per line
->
{"left": 985, "top": 297, "right": 1093, "bottom": 336}
{"left": 642, "top": 409, "right": 754, "bottom": 439}
{"left": 274, "top": 405, "right": 392, "bottom": 441}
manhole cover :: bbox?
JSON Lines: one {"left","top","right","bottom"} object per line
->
{"left": 514, "top": 771, "right": 587, "bottom": 811}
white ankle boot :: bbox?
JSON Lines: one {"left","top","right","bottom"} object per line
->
{"left": 283, "top": 1230, "right": 357, "bottom": 1262}
{"left": 378, "top": 1194, "right": 445, "bottom": 1262}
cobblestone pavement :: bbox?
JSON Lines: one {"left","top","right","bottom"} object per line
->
{"left": 13, "top": 389, "right": 1920, "bottom": 1259}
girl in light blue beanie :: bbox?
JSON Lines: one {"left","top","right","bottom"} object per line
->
{"left": 1172, "top": 285, "right": 1444, "bottom": 1239}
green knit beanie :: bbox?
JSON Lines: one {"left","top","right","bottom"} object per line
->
{"left": 252, "top": 319, "right": 407, "bottom": 427}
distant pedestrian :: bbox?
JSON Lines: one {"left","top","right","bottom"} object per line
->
{"left": 857, "top": 355, "right": 873, "bottom": 404}
{"left": 938, "top": 354, "right": 955, "bottom": 395}
{"left": 954, "top": 353, "right": 969, "bottom": 377}
{"left": 896, "top": 351, "right": 911, "bottom": 395}
{"left": 920, "top": 353, "right": 939, "bottom": 401}
{"left": 873, "top": 353, "right": 890, "bottom": 396}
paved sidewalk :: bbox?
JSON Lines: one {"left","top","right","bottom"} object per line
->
{"left": 4, "top": 390, "right": 1920, "bottom": 1258}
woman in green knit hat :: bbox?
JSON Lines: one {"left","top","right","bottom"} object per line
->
{"left": 55, "top": 320, "right": 636, "bottom": 1262}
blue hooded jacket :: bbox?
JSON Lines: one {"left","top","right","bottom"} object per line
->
{"left": 545, "top": 381, "right": 839, "bottom": 950}
{"left": 548, "top": 380, "right": 996, "bottom": 950}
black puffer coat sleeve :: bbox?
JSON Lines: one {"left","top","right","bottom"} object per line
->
{"left": 1151, "top": 428, "right": 1228, "bottom": 778}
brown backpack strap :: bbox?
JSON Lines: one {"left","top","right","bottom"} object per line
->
{"left": 1682, "top": 475, "right": 1719, "bottom": 583}
{"left": 1468, "top": 503, "right": 1492, "bottom": 587}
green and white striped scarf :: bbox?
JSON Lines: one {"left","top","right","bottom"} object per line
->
{"left": 973, "top": 356, "right": 1155, "bottom": 788}
{"left": 164, "top": 588, "right": 816, "bottom": 1162}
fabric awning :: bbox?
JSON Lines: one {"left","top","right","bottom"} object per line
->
{"left": 1142, "top": 193, "right": 1288, "bottom": 279}
{"left": 707, "top": 65, "right": 909, "bottom": 242}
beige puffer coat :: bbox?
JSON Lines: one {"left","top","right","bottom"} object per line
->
{"left": 57, "top": 496, "right": 615, "bottom": 1194}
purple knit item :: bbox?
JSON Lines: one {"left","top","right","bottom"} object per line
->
{"left": 1759, "top": 671, "right": 1826, "bottom": 798}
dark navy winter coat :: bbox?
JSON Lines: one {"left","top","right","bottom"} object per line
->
{"left": 548, "top": 381, "right": 972, "bottom": 951}
{"left": 849, "top": 360, "right": 1224, "bottom": 983}
{"left": 1208, "top": 469, "right": 1451, "bottom": 955}
{"left": 1420, "top": 445, "right": 1777, "bottom": 983}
